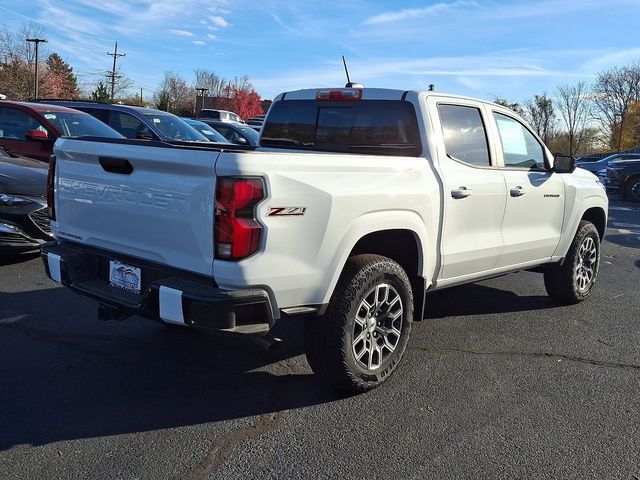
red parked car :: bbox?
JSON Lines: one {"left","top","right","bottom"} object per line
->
{"left": 0, "top": 101, "right": 122, "bottom": 161}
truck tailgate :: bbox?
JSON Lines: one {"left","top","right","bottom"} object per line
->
{"left": 53, "top": 138, "right": 220, "bottom": 277}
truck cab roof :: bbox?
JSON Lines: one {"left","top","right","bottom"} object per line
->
{"left": 274, "top": 87, "right": 499, "bottom": 107}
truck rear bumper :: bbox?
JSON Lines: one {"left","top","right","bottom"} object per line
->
{"left": 41, "top": 242, "right": 275, "bottom": 334}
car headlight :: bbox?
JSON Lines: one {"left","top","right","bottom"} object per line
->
{"left": 0, "top": 194, "right": 33, "bottom": 206}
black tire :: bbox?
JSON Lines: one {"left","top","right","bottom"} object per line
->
{"left": 624, "top": 177, "right": 640, "bottom": 203}
{"left": 544, "top": 220, "right": 600, "bottom": 304}
{"left": 304, "top": 254, "right": 413, "bottom": 393}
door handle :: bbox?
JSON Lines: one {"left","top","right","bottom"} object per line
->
{"left": 451, "top": 186, "right": 473, "bottom": 199}
{"left": 99, "top": 156, "right": 134, "bottom": 175}
{"left": 510, "top": 186, "right": 526, "bottom": 197}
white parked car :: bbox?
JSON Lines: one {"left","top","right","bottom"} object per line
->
{"left": 197, "top": 109, "right": 244, "bottom": 124}
{"left": 43, "top": 87, "right": 608, "bottom": 392}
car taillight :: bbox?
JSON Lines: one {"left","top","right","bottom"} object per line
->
{"left": 215, "top": 177, "right": 264, "bottom": 260}
{"left": 47, "top": 155, "right": 56, "bottom": 220}
{"left": 316, "top": 88, "right": 362, "bottom": 101}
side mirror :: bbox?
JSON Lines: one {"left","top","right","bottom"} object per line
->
{"left": 553, "top": 155, "right": 575, "bottom": 174}
{"left": 24, "top": 129, "right": 49, "bottom": 141}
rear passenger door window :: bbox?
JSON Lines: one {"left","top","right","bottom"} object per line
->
{"left": 82, "top": 108, "right": 111, "bottom": 124}
{"left": 109, "top": 112, "right": 152, "bottom": 139}
{"left": 438, "top": 104, "right": 490, "bottom": 167}
{"left": 493, "top": 113, "right": 545, "bottom": 169}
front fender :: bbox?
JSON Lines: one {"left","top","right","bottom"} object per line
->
{"left": 552, "top": 194, "right": 608, "bottom": 261}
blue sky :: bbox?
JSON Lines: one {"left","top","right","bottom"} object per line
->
{"left": 1, "top": 0, "right": 640, "bottom": 103}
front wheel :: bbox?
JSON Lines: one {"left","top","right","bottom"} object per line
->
{"left": 544, "top": 220, "right": 600, "bottom": 304}
{"left": 304, "top": 254, "right": 413, "bottom": 393}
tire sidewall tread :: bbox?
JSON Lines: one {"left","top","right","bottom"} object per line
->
{"left": 544, "top": 220, "right": 600, "bottom": 304}
{"left": 305, "top": 254, "right": 413, "bottom": 393}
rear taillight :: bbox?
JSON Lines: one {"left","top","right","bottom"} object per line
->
{"left": 47, "top": 155, "right": 56, "bottom": 220}
{"left": 316, "top": 88, "right": 362, "bottom": 101}
{"left": 215, "top": 177, "right": 264, "bottom": 260}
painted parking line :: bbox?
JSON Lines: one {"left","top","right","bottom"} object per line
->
{"left": 611, "top": 222, "right": 640, "bottom": 229}
{"left": 607, "top": 228, "right": 640, "bottom": 237}
{"left": 609, "top": 206, "right": 638, "bottom": 211}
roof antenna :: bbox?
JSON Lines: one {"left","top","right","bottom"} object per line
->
{"left": 428, "top": 84, "right": 435, "bottom": 91}
{"left": 342, "top": 56, "right": 363, "bottom": 88}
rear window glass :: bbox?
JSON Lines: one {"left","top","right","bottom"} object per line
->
{"left": 44, "top": 112, "right": 123, "bottom": 138}
{"left": 261, "top": 100, "right": 421, "bottom": 156}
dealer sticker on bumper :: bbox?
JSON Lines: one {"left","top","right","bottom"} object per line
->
{"left": 109, "top": 260, "right": 141, "bottom": 294}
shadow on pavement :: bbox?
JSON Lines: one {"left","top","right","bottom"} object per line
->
{"left": 0, "top": 287, "right": 342, "bottom": 451}
{"left": 0, "top": 251, "right": 40, "bottom": 266}
{"left": 425, "top": 282, "right": 555, "bottom": 319}
{"left": 605, "top": 232, "right": 640, "bottom": 249}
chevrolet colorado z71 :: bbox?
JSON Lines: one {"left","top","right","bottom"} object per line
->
{"left": 42, "top": 87, "right": 608, "bottom": 392}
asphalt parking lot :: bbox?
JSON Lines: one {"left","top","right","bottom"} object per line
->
{"left": 1, "top": 198, "right": 639, "bottom": 480}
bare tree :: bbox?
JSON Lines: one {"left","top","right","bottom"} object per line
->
{"left": 228, "top": 75, "right": 252, "bottom": 94}
{"left": 0, "top": 23, "right": 46, "bottom": 64}
{"left": 154, "top": 71, "right": 195, "bottom": 116}
{"left": 110, "top": 66, "right": 134, "bottom": 100}
{"left": 555, "top": 82, "right": 592, "bottom": 157}
{"left": 0, "top": 23, "right": 48, "bottom": 99}
{"left": 494, "top": 98, "right": 524, "bottom": 116}
{"left": 591, "top": 63, "right": 640, "bottom": 151}
{"left": 523, "top": 93, "right": 556, "bottom": 144}
{"left": 193, "top": 68, "right": 227, "bottom": 97}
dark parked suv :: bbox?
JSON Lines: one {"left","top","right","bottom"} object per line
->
{"left": 32, "top": 101, "right": 209, "bottom": 142}
{"left": 0, "top": 101, "right": 122, "bottom": 161}
{"left": 605, "top": 157, "right": 640, "bottom": 202}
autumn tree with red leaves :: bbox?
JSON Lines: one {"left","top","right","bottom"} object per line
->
{"left": 41, "top": 53, "right": 79, "bottom": 99}
{"left": 228, "top": 87, "right": 263, "bottom": 120}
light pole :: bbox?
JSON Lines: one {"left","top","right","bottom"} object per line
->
{"left": 26, "top": 38, "right": 47, "bottom": 99}
{"left": 195, "top": 87, "right": 209, "bottom": 116}
{"left": 614, "top": 112, "right": 623, "bottom": 153}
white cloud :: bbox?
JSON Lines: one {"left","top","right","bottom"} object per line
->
{"left": 208, "top": 15, "right": 230, "bottom": 28}
{"left": 207, "top": 34, "right": 218, "bottom": 40}
{"left": 253, "top": 53, "right": 590, "bottom": 99}
{"left": 168, "top": 29, "right": 194, "bottom": 37}
{"left": 364, "top": 1, "right": 478, "bottom": 25}
{"left": 580, "top": 47, "right": 640, "bottom": 73}
{"left": 192, "top": 40, "right": 205, "bottom": 46}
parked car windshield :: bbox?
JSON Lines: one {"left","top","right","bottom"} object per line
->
{"left": 261, "top": 100, "right": 421, "bottom": 156}
{"left": 42, "top": 111, "right": 123, "bottom": 138}
{"left": 183, "top": 119, "right": 229, "bottom": 143}
{"left": 141, "top": 113, "right": 208, "bottom": 142}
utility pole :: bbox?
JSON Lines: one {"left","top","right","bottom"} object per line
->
{"left": 140, "top": 88, "right": 143, "bottom": 105}
{"left": 26, "top": 38, "right": 47, "bottom": 99}
{"left": 106, "top": 41, "right": 126, "bottom": 101}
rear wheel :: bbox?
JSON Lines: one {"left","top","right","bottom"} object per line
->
{"left": 624, "top": 177, "right": 640, "bottom": 203}
{"left": 304, "top": 254, "right": 413, "bottom": 393}
{"left": 544, "top": 220, "right": 600, "bottom": 304}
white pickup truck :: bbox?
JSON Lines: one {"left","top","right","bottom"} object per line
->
{"left": 42, "top": 87, "right": 608, "bottom": 392}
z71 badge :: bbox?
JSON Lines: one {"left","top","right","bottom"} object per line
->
{"left": 267, "top": 207, "right": 306, "bottom": 216}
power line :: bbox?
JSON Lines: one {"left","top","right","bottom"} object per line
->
{"left": 106, "top": 41, "right": 126, "bottom": 101}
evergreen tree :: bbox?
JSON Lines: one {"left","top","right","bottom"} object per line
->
{"left": 91, "top": 81, "right": 111, "bottom": 102}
